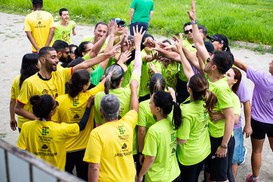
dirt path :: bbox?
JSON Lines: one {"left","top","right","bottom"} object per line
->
{"left": 0, "top": 12, "right": 272, "bottom": 182}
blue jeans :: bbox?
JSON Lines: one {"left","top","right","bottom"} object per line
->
{"left": 130, "top": 22, "right": 148, "bottom": 35}
{"left": 232, "top": 127, "right": 246, "bottom": 164}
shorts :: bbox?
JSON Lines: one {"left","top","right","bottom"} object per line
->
{"left": 205, "top": 136, "right": 235, "bottom": 182}
{"left": 251, "top": 118, "right": 273, "bottom": 139}
{"left": 232, "top": 127, "right": 246, "bottom": 164}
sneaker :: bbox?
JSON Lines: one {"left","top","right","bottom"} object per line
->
{"left": 240, "top": 146, "right": 248, "bottom": 165}
{"left": 246, "top": 174, "right": 259, "bottom": 182}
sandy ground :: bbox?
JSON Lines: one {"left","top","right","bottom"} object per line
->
{"left": 0, "top": 12, "right": 272, "bottom": 181}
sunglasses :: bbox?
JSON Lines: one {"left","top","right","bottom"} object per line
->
{"left": 211, "top": 39, "right": 224, "bottom": 44}
{"left": 118, "top": 24, "right": 125, "bottom": 28}
{"left": 184, "top": 29, "right": 193, "bottom": 34}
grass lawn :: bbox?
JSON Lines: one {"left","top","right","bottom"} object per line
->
{"left": 0, "top": 0, "right": 273, "bottom": 46}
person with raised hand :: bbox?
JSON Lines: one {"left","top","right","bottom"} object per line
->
{"left": 83, "top": 79, "right": 139, "bottom": 182}
{"left": 188, "top": 1, "right": 235, "bottom": 181}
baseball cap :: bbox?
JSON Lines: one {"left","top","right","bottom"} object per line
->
{"left": 207, "top": 34, "right": 229, "bottom": 46}
{"left": 204, "top": 41, "right": 215, "bottom": 54}
{"left": 32, "top": 0, "right": 43, "bottom": 5}
{"left": 112, "top": 18, "right": 125, "bottom": 25}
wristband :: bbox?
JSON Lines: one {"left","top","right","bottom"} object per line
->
{"left": 191, "top": 20, "right": 198, "bottom": 25}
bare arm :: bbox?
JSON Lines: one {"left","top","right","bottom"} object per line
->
{"left": 73, "top": 44, "right": 121, "bottom": 72}
{"left": 9, "top": 99, "right": 17, "bottom": 131}
{"left": 45, "top": 27, "right": 55, "bottom": 46}
{"left": 182, "top": 47, "right": 200, "bottom": 70}
{"left": 88, "top": 163, "right": 100, "bottom": 182}
{"left": 242, "top": 101, "right": 252, "bottom": 137}
{"left": 234, "top": 58, "right": 248, "bottom": 72}
{"left": 130, "top": 9, "right": 135, "bottom": 24}
{"left": 149, "top": 11, "right": 154, "bottom": 24}
{"left": 138, "top": 156, "right": 155, "bottom": 182}
{"left": 25, "top": 31, "right": 40, "bottom": 51}
{"left": 15, "top": 101, "right": 37, "bottom": 120}
{"left": 72, "top": 26, "right": 76, "bottom": 36}
{"left": 174, "top": 33, "right": 194, "bottom": 80}
{"left": 138, "top": 126, "right": 146, "bottom": 164}
{"left": 215, "top": 107, "right": 234, "bottom": 158}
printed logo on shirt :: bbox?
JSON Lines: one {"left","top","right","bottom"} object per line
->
{"left": 42, "top": 89, "right": 49, "bottom": 95}
{"left": 122, "top": 143, "right": 127, "bottom": 149}
{"left": 118, "top": 125, "right": 126, "bottom": 135}
{"left": 73, "top": 97, "right": 79, "bottom": 106}
{"left": 41, "top": 144, "right": 48, "bottom": 149}
{"left": 41, "top": 126, "right": 49, "bottom": 136}
{"left": 73, "top": 114, "right": 80, "bottom": 119}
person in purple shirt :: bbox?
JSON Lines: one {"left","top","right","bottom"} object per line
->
{"left": 234, "top": 59, "right": 273, "bottom": 182}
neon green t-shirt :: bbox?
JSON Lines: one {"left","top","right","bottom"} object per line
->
{"left": 83, "top": 110, "right": 137, "bottom": 182}
{"left": 177, "top": 100, "right": 211, "bottom": 165}
{"left": 137, "top": 99, "right": 156, "bottom": 128}
{"left": 231, "top": 91, "right": 241, "bottom": 117}
{"left": 143, "top": 118, "right": 180, "bottom": 182}
{"left": 162, "top": 61, "right": 178, "bottom": 90}
{"left": 17, "top": 120, "right": 79, "bottom": 170}
{"left": 207, "top": 76, "right": 233, "bottom": 138}
{"left": 53, "top": 20, "right": 76, "bottom": 44}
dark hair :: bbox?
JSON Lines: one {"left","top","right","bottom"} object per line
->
{"left": 39, "top": 46, "right": 56, "bottom": 59}
{"left": 52, "top": 40, "right": 69, "bottom": 52}
{"left": 69, "top": 44, "right": 78, "bottom": 51}
{"left": 30, "top": 94, "right": 54, "bottom": 119}
{"left": 94, "top": 22, "right": 108, "bottom": 30}
{"left": 212, "top": 51, "right": 234, "bottom": 74}
{"left": 231, "top": 67, "right": 242, "bottom": 93}
{"left": 149, "top": 73, "right": 166, "bottom": 94}
{"left": 183, "top": 22, "right": 191, "bottom": 31}
{"left": 19, "top": 53, "right": 39, "bottom": 88}
{"left": 104, "top": 64, "right": 124, "bottom": 94}
{"left": 32, "top": 0, "right": 43, "bottom": 8}
{"left": 66, "top": 69, "right": 90, "bottom": 98}
{"left": 198, "top": 25, "right": 207, "bottom": 35}
{"left": 153, "top": 91, "right": 182, "bottom": 129}
{"left": 59, "top": 8, "right": 68, "bottom": 16}
{"left": 75, "top": 41, "right": 91, "bottom": 57}
{"left": 188, "top": 74, "right": 218, "bottom": 112}
{"left": 162, "top": 39, "right": 172, "bottom": 45}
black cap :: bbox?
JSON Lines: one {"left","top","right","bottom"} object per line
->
{"left": 207, "top": 34, "right": 229, "bottom": 46}
{"left": 204, "top": 41, "right": 215, "bottom": 54}
{"left": 112, "top": 18, "right": 125, "bottom": 25}
{"left": 32, "top": 0, "right": 43, "bottom": 5}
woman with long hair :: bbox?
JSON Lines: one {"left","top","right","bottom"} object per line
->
{"left": 10, "top": 53, "right": 40, "bottom": 131}
{"left": 177, "top": 74, "right": 217, "bottom": 182}
{"left": 137, "top": 90, "right": 182, "bottom": 182}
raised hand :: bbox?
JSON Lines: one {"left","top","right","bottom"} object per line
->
{"left": 118, "top": 50, "right": 132, "bottom": 64}
{"left": 133, "top": 25, "right": 146, "bottom": 48}
{"left": 187, "top": 0, "right": 196, "bottom": 21}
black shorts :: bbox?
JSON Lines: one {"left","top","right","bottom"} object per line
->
{"left": 205, "top": 136, "right": 235, "bottom": 182}
{"left": 251, "top": 118, "right": 273, "bottom": 139}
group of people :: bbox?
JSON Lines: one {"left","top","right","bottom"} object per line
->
{"left": 9, "top": 0, "right": 273, "bottom": 182}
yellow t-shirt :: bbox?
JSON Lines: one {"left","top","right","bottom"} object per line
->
{"left": 55, "top": 83, "right": 104, "bottom": 151}
{"left": 24, "top": 10, "right": 54, "bottom": 52}
{"left": 83, "top": 110, "right": 137, "bottom": 182}
{"left": 17, "top": 68, "right": 72, "bottom": 128}
{"left": 17, "top": 120, "right": 80, "bottom": 170}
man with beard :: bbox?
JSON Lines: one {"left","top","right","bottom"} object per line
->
{"left": 15, "top": 44, "right": 120, "bottom": 125}
{"left": 52, "top": 40, "right": 70, "bottom": 67}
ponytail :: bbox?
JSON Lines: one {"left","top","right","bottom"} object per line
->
{"left": 104, "top": 75, "right": 111, "bottom": 94}
{"left": 172, "top": 101, "right": 182, "bottom": 130}
{"left": 203, "top": 89, "right": 218, "bottom": 112}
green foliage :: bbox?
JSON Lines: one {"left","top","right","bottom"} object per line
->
{"left": 0, "top": 0, "right": 272, "bottom": 45}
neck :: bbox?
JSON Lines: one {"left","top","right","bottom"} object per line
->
{"left": 208, "top": 71, "right": 224, "bottom": 82}
{"left": 60, "top": 20, "right": 68, "bottom": 26}
{"left": 155, "top": 114, "right": 165, "bottom": 122}
{"left": 39, "top": 68, "right": 52, "bottom": 79}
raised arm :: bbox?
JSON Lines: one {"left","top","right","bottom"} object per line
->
{"left": 132, "top": 25, "right": 145, "bottom": 77}
{"left": 73, "top": 43, "right": 121, "bottom": 72}
{"left": 173, "top": 33, "right": 194, "bottom": 80}
{"left": 234, "top": 58, "right": 248, "bottom": 72}
{"left": 130, "top": 79, "right": 139, "bottom": 112}
{"left": 188, "top": 0, "right": 210, "bottom": 72}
